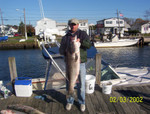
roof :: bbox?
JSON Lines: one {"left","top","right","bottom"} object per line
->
{"left": 37, "top": 18, "right": 56, "bottom": 23}
{"left": 97, "top": 17, "right": 124, "bottom": 22}
{"left": 79, "top": 19, "right": 88, "bottom": 23}
{"left": 141, "top": 22, "right": 150, "bottom": 26}
{"left": 56, "top": 23, "right": 67, "bottom": 26}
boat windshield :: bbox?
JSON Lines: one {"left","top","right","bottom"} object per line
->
{"left": 101, "top": 60, "right": 119, "bottom": 81}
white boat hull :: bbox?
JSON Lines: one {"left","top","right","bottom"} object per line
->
{"left": 94, "top": 39, "right": 139, "bottom": 48}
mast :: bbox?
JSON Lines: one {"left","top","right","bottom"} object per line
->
{"left": 117, "top": 9, "right": 120, "bottom": 38}
{"left": 0, "top": 8, "right": 4, "bottom": 35}
{"left": 24, "top": 8, "right": 28, "bottom": 40}
{"left": 38, "top": 0, "right": 45, "bottom": 19}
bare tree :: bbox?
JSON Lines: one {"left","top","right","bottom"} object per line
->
{"left": 123, "top": 17, "right": 135, "bottom": 26}
{"left": 144, "top": 9, "right": 150, "bottom": 20}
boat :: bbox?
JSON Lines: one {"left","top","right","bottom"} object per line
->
{"left": 113, "top": 67, "right": 150, "bottom": 85}
{"left": 94, "top": 34, "right": 139, "bottom": 48}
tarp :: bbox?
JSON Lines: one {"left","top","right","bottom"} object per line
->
{"left": 0, "top": 36, "right": 8, "bottom": 42}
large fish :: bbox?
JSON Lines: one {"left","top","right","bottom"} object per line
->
{"left": 7, "top": 104, "right": 44, "bottom": 114}
{"left": 66, "top": 35, "right": 80, "bottom": 97}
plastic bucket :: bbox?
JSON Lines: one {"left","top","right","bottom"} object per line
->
{"left": 102, "top": 82, "right": 112, "bottom": 94}
{"left": 85, "top": 75, "right": 96, "bottom": 94}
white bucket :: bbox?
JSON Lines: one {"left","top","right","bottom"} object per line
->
{"left": 85, "top": 75, "right": 96, "bottom": 94}
{"left": 102, "top": 82, "right": 112, "bottom": 94}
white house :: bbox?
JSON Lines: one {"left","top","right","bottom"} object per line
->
{"left": 35, "top": 18, "right": 58, "bottom": 36}
{"left": 35, "top": 18, "right": 89, "bottom": 36}
{"left": 79, "top": 20, "right": 89, "bottom": 35}
{"left": 67, "top": 19, "right": 89, "bottom": 35}
{"left": 56, "top": 23, "right": 68, "bottom": 36}
{"left": 97, "top": 18, "right": 125, "bottom": 37}
{"left": 8, "top": 27, "right": 18, "bottom": 34}
{"left": 141, "top": 22, "right": 150, "bottom": 34}
{"left": 0, "top": 25, "right": 7, "bottom": 34}
{"left": 124, "top": 21, "right": 131, "bottom": 32}
{"left": 0, "top": 25, "right": 18, "bottom": 37}
{"left": 56, "top": 23, "right": 67, "bottom": 31}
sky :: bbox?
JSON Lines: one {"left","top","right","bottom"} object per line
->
{"left": 0, "top": 0, "right": 150, "bottom": 26}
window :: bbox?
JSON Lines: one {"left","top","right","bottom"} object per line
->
{"left": 106, "top": 21, "right": 112, "bottom": 24}
{"left": 120, "top": 21, "right": 123, "bottom": 24}
{"left": 80, "top": 23, "right": 86, "bottom": 26}
{"left": 116, "top": 21, "right": 123, "bottom": 24}
{"left": 44, "top": 21, "right": 47, "bottom": 25}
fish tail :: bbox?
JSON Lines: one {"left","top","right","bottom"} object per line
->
{"left": 67, "top": 90, "right": 75, "bottom": 98}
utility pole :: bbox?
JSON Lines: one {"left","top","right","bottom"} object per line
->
{"left": 24, "top": 8, "right": 28, "bottom": 40}
{"left": 0, "top": 8, "right": 4, "bottom": 35}
{"left": 117, "top": 9, "right": 120, "bottom": 38}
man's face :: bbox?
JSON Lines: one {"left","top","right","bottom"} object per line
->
{"left": 69, "top": 23, "right": 79, "bottom": 33}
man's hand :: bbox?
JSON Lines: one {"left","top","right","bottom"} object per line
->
{"left": 76, "top": 38, "right": 80, "bottom": 42}
{"left": 71, "top": 37, "right": 80, "bottom": 42}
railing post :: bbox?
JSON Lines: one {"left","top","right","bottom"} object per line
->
{"left": 95, "top": 54, "right": 101, "bottom": 85}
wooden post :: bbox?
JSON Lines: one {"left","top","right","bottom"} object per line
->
{"left": 8, "top": 57, "right": 18, "bottom": 93}
{"left": 8, "top": 57, "right": 18, "bottom": 81}
{"left": 95, "top": 54, "right": 101, "bottom": 85}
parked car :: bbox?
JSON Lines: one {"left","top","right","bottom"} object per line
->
{"left": 14, "top": 33, "right": 19, "bottom": 36}
{"left": 7, "top": 34, "right": 14, "bottom": 37}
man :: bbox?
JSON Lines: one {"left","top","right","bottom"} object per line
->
{"left": 59, "top": 18, "right": 91, "bottom": 112}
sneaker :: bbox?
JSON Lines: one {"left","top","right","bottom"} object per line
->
{"left": 66, "top": 103, "right": 72, "bottom": 111}
{"left": 80, "top": 104, "right": 85, "bottom": 112}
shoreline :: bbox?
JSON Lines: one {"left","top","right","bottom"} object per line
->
{"left": 0, "top": 42, "right": 39, "bottom": 50}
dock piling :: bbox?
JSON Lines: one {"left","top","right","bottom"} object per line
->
{"left": 95, "top": 54, "right": 101, "bottom": 85}
{"left": 8, "top": 57, "right": 18, "bottom": 93}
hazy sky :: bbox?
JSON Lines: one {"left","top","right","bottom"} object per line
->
{"left": 0, "top": 0, "right": 150, "bottom": 26}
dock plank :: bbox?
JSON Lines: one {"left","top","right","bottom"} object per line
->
{"left": 85, "top": 94, "right": 96, "bottom": 114}
{"left": 89, "top": 92, "right": 103, "bottom": 113}
{"left": 94, "top": 86, "right": 110, "bottom": 113}
{"left": 112, "top": 87, "right": 134, "bottom": 114}
{"left": 0, "top": 84, "right": 150, "bottom": 114}
{"left": 101, "top": 92, "right": 116, "bottom": 113}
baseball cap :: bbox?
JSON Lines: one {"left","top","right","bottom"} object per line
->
{"left": 68, "top": 18, "right": 79, "bottom": 25}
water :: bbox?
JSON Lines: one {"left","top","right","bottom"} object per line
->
{"left": 0, "top": 49, "right": 47, "bottom": 81}
{"left": 0, "top": 46, "right": 150, "bottom": 81}
{"left": 97, "top": 46, "right": 150, "bottom": 68}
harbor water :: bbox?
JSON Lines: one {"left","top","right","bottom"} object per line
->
{"left": 0, "top": 46, "right": 150, "bottom": 81}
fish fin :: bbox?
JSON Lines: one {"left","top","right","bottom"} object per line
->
{"left": 75, "top": 53, "right": 78, "bottom": 61}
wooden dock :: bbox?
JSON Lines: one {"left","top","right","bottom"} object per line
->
{"left": 0, "top": 83, "right": 150, "bottom": 114}
{"left": 144, "top": 37, "right": 150, "bottom": 44}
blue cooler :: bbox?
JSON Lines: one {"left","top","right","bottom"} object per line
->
{"left": 14, "top": 77, "right": 32, "bottom": 97}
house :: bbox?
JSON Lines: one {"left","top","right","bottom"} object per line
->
{"left": 35, "top": 18, "right": 89, "bottom": 36}
{"left": 124, "top": 21, "right": 131, "bottom": 32}
{"left": 56, "top": 23, "right": 67, "bottom": 31}
{"left": 96, "top": 18, "right": 125, "bottom": 37}
{"left": 89, "top": 23, "right": 96, "bottom": 37}
{"left": 56, "top": 23, "right": 67, "bottom": 36}
{"left": 35, "top": 18, "right": 58, "bottom": 36}
{"left": 0, "top": 25, "right": 7, "bottom": 34}
{"left": 0, "top": 25, "right": 18, "bottom": 37}
{"left": 141, "top": 22, "right": 150, "bottom": 34}
{"left": 67, "top": 19, "right": 89, "bottom": 35}
{"left": 79, "top": 20, "right": 89, "bottom": 35}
